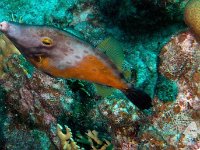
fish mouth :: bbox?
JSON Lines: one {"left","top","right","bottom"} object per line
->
{"left": 25, "top": 52, "right": 48, "bottom": 63}
{"left": 0, "top": 21, "right": 9, "bottom": 32}
{"left": 26, "top": 51, "right": 46, "bottom": 58}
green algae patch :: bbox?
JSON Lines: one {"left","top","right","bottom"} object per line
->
{"left": 156, "top": 75, "right": 178, "bottom": 102}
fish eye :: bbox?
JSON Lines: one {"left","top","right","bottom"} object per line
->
{"left": 41, "top": 37, "right": 54, "bottom": 47}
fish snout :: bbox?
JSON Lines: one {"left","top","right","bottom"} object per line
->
{"left": 0, "top": 21, "right": 9, "bottom": 32}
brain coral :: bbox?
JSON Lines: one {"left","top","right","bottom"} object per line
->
{"left": 184, "top": 0, "right": 200, "bottom": 38}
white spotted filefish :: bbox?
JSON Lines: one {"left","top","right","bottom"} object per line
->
{"left": 0, "top": 21, "right": 152, "bottom": 110}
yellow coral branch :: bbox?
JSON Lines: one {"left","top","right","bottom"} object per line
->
{"left": 86, "top": 130, "right": 103, "bottom": 145}
{"left": 57, "top": 124, "right": 80, "bottom": 150}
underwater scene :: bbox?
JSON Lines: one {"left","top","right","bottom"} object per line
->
{"left": 0, "top": 0, "right": 199, "bottom": 149}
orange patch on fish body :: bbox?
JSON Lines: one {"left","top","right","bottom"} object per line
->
{"left": 32, "top": 54, "right": 128, "bottom": 90}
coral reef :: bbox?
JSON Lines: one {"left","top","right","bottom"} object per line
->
{"left": 126, "top": 49, "right": 158, "bottom": 98}
{"left": 4, "top": 128, "right": 51, "bottom": 150}
{"left": 159, "top": 31, "right": 200, "bottom": 110}
{"left": 3, "top": 68, "right": 68, "bottom": 149}
{"left": 98, "top": 97, "right": 143, "bottom": 149}
{"left": 0, "top": 0, "right": 199, "bottom": 149}
{"left": 0, "top": 0, "right": 77, "bottom": 26}
{"left": 156, "top": 30, "right": 200, "bottom": 149}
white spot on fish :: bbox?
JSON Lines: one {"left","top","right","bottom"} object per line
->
{"left": 53, "top": 39, "right": 95, "bottom": 69}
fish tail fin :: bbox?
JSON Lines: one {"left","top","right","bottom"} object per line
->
{"left": 122, "top": 87, "right": 152, "bottom": 110}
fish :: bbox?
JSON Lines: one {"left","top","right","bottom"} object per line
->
{"left": 0, "top": 21, "right": 152, "bottom": 110}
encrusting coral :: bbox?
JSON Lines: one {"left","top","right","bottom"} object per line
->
{"left": 184, "top": 0, "right": 200, "bottom": 39}
{"left": 159, "top": 30, "right": 200, "bottom": 110}
{"left": 134, "top": 11, "right": 200, "bottom": 148}
{"left": 157, "top": 30, "right": 200, "bottom": 149}
{"left": 98, "top": 98, "right": 143, "bottom": 149}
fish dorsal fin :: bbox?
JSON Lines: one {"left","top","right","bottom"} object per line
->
{"left": 97, "top": 37, "right": 124, "bottom": 71}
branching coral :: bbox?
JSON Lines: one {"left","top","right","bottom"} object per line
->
{"left": 57, "top": 124, "right": 112, "bottom": 150}
{"left": 184, "top": 0, "right": 200, "bottom": 39}
{"left": 86, "top": 130, "right": 102, "bottom": 146}
{"left": 84, "top": 130, "right": 111, "bottom": 150}
{"left": 57, "top": 124, "right": 80, "bottom": 150}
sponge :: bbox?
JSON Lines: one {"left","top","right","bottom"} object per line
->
{"left": 184, "top": 0, "right": 200, "bottom": 38}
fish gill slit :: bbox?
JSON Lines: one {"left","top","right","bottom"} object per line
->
{"left": 75, "top": 55, "right": 81, "bottom": 59}
{"left": 83, "top": 50, "right": 89, "bottom": 54}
